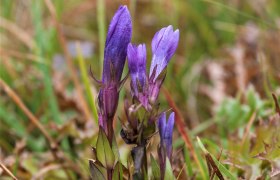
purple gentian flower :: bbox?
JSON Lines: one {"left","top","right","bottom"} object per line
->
{"left": 149, "top": 26, "right": 179, "bottom": 103}
{"left": 98, "top": 5, "right": 132, "bottom": 139}
{"left": 127, "top": 43, "right": 148, "bottom": 106}
{"left": 149, "top": 25, "right": 179, "bottom": 80}
{"left": 157, "top": 112, "right": 175, "bottom": 176}
{"left": 102, "top": 6, "right": 132, "bottom": 83}
{"left": 158, "top": 112, "right": 175, "bottom": 160}
{"left": 127, "top": 26, "right": 179, "bottom": 107}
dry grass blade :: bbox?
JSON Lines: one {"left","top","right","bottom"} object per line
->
{"left": 163, "top": 87, "right": 193, "bottom": 150}
{"left": 43, "top": 0, "right": 92, "bottom": 122}
{"left": 272, "top": 93, "right": 280, "bottom": 116}
{"left": 0, "top": 16, "right": 35, "bottom": 49}
{"left": 205, "top": 154, "right": 224, "bottom": 180}
{"left": 176, "top": 163, "right": 186, "bottom": 180}
{"left": 0, "top": 162, "right": 18, "bottom": 180}
{"left": 0, "top": 48, "right": 46, "bottom": 64}
{"left": 61, "top": 0, "right": 96, "bottom": 22}
{"left": 0, "top": 79, "right": 55, "bottom": 146}
{"left": 31, "top": 163, "right": 80, "bottom": 180}
{"left": 241, "top": 112, "right": 256, "bottom": 147}
{"left": 163, "top": 87, "right": 206, "bottom": 178}
{"left": 31, "top": 164, "right": 62, "bottom": 180}
{"left": 0, "top": 79, "right": 83, "bottom": 179}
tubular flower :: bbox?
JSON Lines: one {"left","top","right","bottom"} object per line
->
{"left": 127, "top": 26, "right": 179, "bottom": 108}
{"left": 149, "top": 26, "right": 179, "bottom": 103}
{"left": 102, "top": 6, "right": 132, "bottom": 83}
{"left": 158, "top": 112, "right": 175, "bottom": 160}
{"left": 98, "top": 5, "right": 132, "bottom": 135}
{"left": 127, "top": 43, "right": 148, "bottom": 106}
{"left": 157, "top": 112, "right": 175, "bottom": 175}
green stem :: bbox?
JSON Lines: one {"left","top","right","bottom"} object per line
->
{"left": 97, "top": 0, "right": 106, "bottom": 78}
{"left": 76, "top": 42, "right": 98, "bottom": 124}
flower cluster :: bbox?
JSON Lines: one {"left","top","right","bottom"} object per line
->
{"left": 90, "top": 5, "right": 179, "bottom": 180}
{"left": 127, "top": 26, "right": 179, "bottom": 109}
{"left": 124, "top": 24, "right": 178, "bottom": 179}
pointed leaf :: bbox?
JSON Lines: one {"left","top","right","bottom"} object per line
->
{"left": 150, "top": 155, "right": 160, "bottom": 179}
{"left": 119, "top": 162, "right": 124, "bottom": 180}
{"left": 89, "top": 160, "right": 106, "bottom": 180}
{"left": 96, "top": 128, "right": 115, "bottom": 168}
{"left": 112, "top": 134, "right": 120, "bottom": 161}
{"left": 164, "top": 158, "right": 175, "bottom": 180}
{"left": 197, "top": 136, "right": 208, "bottom": 154}
{"left": 197, "top": 137, "right": 236, "bottom": 179}
{"left": 113, "top": 162, "right": 120, "bottom": 180}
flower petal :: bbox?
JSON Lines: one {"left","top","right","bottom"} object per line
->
{"left": 166, "top": 112, "right": 175, "bottom": 139}
{"left": 127, "top": 43, "right": 147, "bottom": 96}
{"left": 149, "top": 25, "right": 179, "bottom": 79}
{"left": 164, "top": 112, "right": 175, "bottom": 159}
{"left": 102, "top": 5, "right": 132, "bottom": 83}
{"left": 158, "top": 112, "right": 167, "bottom": 140}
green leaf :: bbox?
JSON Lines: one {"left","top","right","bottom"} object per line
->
{"left": 246, "top": 86, "right": 266, "bottom": 117}
{"left": 113, "top": 162, "right": 123, "bottom": 180}
{"left": 197, "top": 137, "right": 208, "bottom": 154}
{"left": 119, "top": 162, "right": 123, "bottom": 180}
{"left": 192, "top": 140, "right": 208, "bottom": 179}
{"left": 150, "top": 155, "right": 160, "bottom": 179}
{"left": 196, "top": 137, "right": 236, "bottom": 179}
{"left": 164, "top": 158, "right": 175, "bottom": 180}
{"left": 0, "top": 103, "right": 26, "bottom": 137}
{"left": 113, "top": 162, "right": 120, "bottom": 180}
{"left": 212, "top": 156, "right": 237, "bottom": 180}
{"left": 112, "top": 134, "right": 120, "bottom": 161}
{"left": 183, "top": 147, "right": 193, "bottom": 177}
{"left": 89, "top": 160, "right": 105, "bottom": 180}
{"left": 96, "top": 128, "right": 115, "bottom": 168}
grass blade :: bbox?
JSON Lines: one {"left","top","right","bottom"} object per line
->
{"left": 97, "top": 0, "right": 106, "bottom": 78}
{"left": 76, "top": 42, "right": 98, "bottom": 124}
{"left": 31, "top": 0, "right": 62, "bottom": 124}
{"left": 197, "top": 137, "right": 236, "bottom": 179}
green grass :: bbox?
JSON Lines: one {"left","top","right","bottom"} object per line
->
{"left": 0, "top": 0, "right": 279, "bottom": 179}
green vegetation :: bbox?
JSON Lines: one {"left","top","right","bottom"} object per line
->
{"left": 0, "top": 0, "right": 279, "bottom": 179}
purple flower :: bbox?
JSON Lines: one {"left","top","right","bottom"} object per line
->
{"left": 148, "top": 26, "right": 179, "bottom": 104}
{"left": 102, "top": 6, "right": 132, "bottom": 83}
{"left": 149, "top": 25, "right": 179, "bottom": 80}
{"left": 158, "top": 112, "right": 175, "bottom": 159}
{"left": 98, "top": 5, "right": 132, "bottom": 138}
{"left": 127, "top": 43, "right": 148, "bottom": 102}
{"left": 126, "top": 26, "right": 179, "bottom": 107}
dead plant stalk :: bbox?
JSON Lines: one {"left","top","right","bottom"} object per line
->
{"left": 44, "top": 0, "right": 92, "bottom": 122}
{"left": 0, "top": 79, "right": 83, "bottom": 179}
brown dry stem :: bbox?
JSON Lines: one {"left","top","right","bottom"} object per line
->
{"left": 0, "top": 162, "right": 18, "bottom": 180}
{"left": 272, "top": 93, "right": 280, "bottom": 116}
{"left": 0, "top": 79, "right": 84, "bottom": 179}
{"left": 44, "top": 0, "right": 92, "bottom": 122}
{"left": 163, "top": 87, "right": 203, "bottom": 176}
{"left": 0, "top": 16, "right": 35, "bottom": 49}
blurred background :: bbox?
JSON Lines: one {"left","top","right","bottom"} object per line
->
{"left": 0, "top": 0, "right": 280, "bottom": 179}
